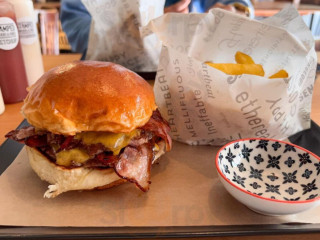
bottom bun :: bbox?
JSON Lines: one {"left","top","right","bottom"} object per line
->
{"left": 26, "top": 141, "right": 166, "bottom": 198}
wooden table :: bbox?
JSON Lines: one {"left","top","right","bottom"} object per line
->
{"left": 254, "top": 2, "right": 320, "bottom": 17}
{"left": 0, "top": 54, "right": 320, "bottom": 240}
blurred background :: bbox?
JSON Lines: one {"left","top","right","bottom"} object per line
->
{"left": 32, "top": 0, "right": 319, "bottom": 55}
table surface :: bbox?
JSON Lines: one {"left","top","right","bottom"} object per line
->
{"left": 254, "top": 2, "right": 320, "bottom": 17}
{"left": 0, "top": 53, "right": 319, "bottom": 240}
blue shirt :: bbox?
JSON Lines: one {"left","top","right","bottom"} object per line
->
{"left": 61, "top": 0, "right": 254, "bottom": 58}
{"left": 165, "top": 0, "right": 253, "bottom": 14}
{"left": 60, "top": 0, "right": 91, "bottom": 58}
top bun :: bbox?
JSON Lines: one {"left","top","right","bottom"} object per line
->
{"left": 22, "top": 61, "right": 157, "bottom": 135}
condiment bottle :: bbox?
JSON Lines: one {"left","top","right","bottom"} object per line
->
{"left": 8, "top": 0, "right": 44, "bottom": 86}
{"left": 0, "top": 88, "right": 5, "bottom": 115}
{"left": 0, "top": 0, "right": 28, "bottom": 103}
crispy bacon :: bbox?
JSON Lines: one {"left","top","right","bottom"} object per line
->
{"left": 81, "top": 143, "right": 106, "bottom": 157}
{"left": 5, "top": 110, "right": 172, "bottom": 191}
{"left": 128, "top": 131, "right": 153, "bottom": 147}
{"left": 25, "top": 135, "right": 48, "bottom": 148}
{"left": 60, "top": 136, "right": 75, "bottom": 150}
{"left": 6, "top": 126, "right": 37, "bottom": 142}
{"left": 140, "top": 109, "right": 172, "bottom": 151}
{"left": 47, "top": 133, "right": 64, "bottom": 146}
{"left": 82, "top": 152, "right": 118, "bottom": 168}
{"left": 115, "top": 144, "right": 153, "bottom": 191}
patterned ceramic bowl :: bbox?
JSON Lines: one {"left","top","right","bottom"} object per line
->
{"left": 216, "top": 138, "right": 320, "bottom": 215}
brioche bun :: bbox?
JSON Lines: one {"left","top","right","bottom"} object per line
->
{"left": 16, "top": 61, "right": 170, "bottom": 198}
{"left": 26, "top": 140, "right": 166, "bottom": 198}
{"left": 26, "top": 147, "right": 123, "bottom": 198}
{"left": 22, "top": 61, "right": 157, "bottom": 135}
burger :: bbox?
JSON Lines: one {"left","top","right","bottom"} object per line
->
{"left": 5, "top": 61, "right": 172, "bottom": 198}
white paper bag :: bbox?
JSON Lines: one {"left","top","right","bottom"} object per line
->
{"left": 142, "top": 6, "right": 317, "bottom": 146}
{"left": 81, "top": 0, "right": 165, "bottom": 72}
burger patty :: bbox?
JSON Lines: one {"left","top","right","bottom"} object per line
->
{"left": 6, "top": 110, "right": 172, "bottom": 191}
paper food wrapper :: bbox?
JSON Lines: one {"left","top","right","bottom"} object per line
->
{"left": 81, "top": 0, "right": 164, "bottom": 72}
{"left": 142, "top": 6, "right": 317, "bottom": 146}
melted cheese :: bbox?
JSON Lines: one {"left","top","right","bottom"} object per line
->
{"left": 75, "top": 130, "right": 140, "bottom": 155}
{"left": 56, "top": 148, "right": 89, "bottom": 166}
{"left": 54, "top": 130, "right": 140, "bottom": 167}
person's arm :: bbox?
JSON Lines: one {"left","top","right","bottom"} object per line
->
{"left": 60, "top": 0, "right": 91, "bottom": 59}
{"left": 164, "top": 0, "right": 191, "bottom": 13}
{"left": 218, "top": 0, "right": 254, "bottom": 17}
{"left": 191, "top": 0, "right": 254, "bottom": 18}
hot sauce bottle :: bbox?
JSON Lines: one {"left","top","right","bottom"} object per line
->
{"left": 8, "top": 0, "right": 44, "bottom": 86}
{"left": 0, "top": 0, "right": 28, "bottom": 103}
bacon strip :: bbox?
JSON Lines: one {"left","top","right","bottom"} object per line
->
{"left": 60, "top": 136, "right": 75, "bottom": 150}
{"left": 5, "top": 126, "right": 37, "bottom": 142}
{"left": 140, "top": 109, "right": 172, "bottom": 151}
{"left": 114, "top": 144, "right": 153, "bottom": 191}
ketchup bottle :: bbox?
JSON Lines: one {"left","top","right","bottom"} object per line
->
{"left": 0, "top": 0, "right": 28, "bottom": 103}
{"left": 8, "top": 0, "right": 44, "bottom": 86}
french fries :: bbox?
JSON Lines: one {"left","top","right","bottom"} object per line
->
{"left": 235, "top": 51, "right": 254, "bottom": 64}
{"left": 269, "top": 69, "right": 289, "bottom": 79}
{"left": 205, "top": 62, "right": 265, "bottom": 76}
{"left": 205, "top": 51, "right": 289, "bottom": 79}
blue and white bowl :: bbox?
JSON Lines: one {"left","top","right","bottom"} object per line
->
{"left": 216, "top": 138, "right": 320, "bottom": 215}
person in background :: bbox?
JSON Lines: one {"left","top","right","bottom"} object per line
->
{"left": 164, "top": 0, "right": 253, "bottom": 16}
{"left": 300, "top": 0, "right": 320, "bottom": 49}
{"left": 60, "top": 1, "right": 90, "bottom": 59}
{"left": 60, "top": 0, "right": 254, "bottom": 59}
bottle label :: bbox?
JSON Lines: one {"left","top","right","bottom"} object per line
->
{"left": 0, "top": 17, "right": 19, "bottom": 50}
{"left": 17, "top": 17, "right": 38, "bottom": 45}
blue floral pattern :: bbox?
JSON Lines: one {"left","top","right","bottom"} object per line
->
{"left": 265, "top": 183, "right": 280, "bottom": 195}
{"left": 223, "top": 164, "right": 230, "bottom": 174}
{"left": 226, "top": 148, "right": 236, "bottom": 167}
{"left": 299, "top": 153, "right": 312, "bottom": 167}
{"left": 315, "top": 162, "right": 320, "bottom": 176}
{"left": 301, "top": 179, "right": 318, "bottom": 195}
{"left": 266, "top": 155, "right": 281, "bottom": 169}
{"left": 256, "top": 140, "right": 268, "bottom": 151}
{"left": 249, "top": 166, "right": 263, "bottom": 181}
{"left": 302, "top": 169, "right": 313, "bottom": 179}
{"left": 237, "top": 163, "right": 246, "bottom": 172}
{"left": 282, "top": 171, "right": 298, "bottom": 184}
{"left": 241, "top": 144, "right": 253, "bottom": 162}
{"left": 272, "top": 142, "right": 281, "bottom": 151}
{"left": 267, "top": 173, "right": 279, "bottom": 182}
{"left": 218, "top": 139, "right": 320, "bottom": 202}
{"left": 254, "top": 154, "right": 264, "bottom": 164}
{"left": 307, "top": 194, "right": 318, "bottom": 200}
{"left": 232, "top": 172, "right": 246, "bottom": 188}
{"left": 284, "top": 144, "right": 296, "bottom": 153}
{"left": 285, "top": 187, "right": 297, "bottom": 195}
{"left": 284, "top": 157, "right": 295, "bottom": 167}
{"left": 250, "top": 182, "right": 261, "bottom": 189}
{"left": 283, "top": 197, "right": 300, "bottom": 201}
